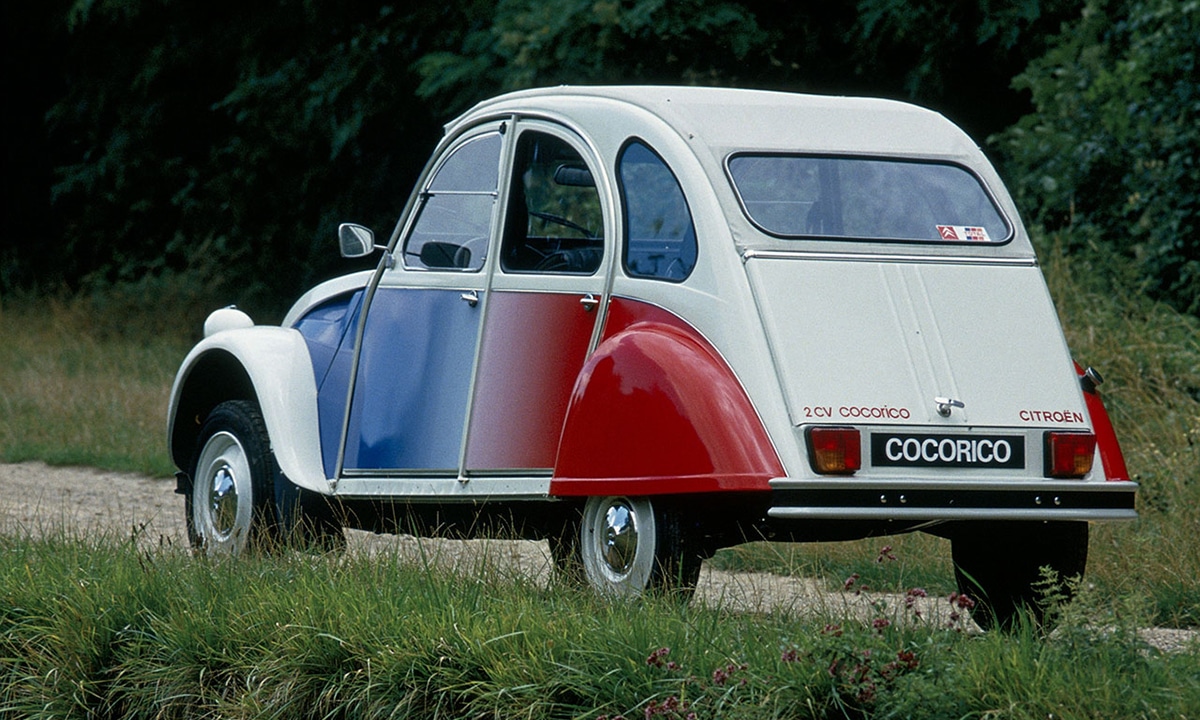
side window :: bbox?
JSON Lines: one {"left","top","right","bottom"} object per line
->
{"left": 403, "top": 132, "right": 502, "bottom": 271}
{"left": 500, "top": 132, "right": 603, "bottom": 274}
{"left": 619, "top": 140, "right": 697, "bottom": 282}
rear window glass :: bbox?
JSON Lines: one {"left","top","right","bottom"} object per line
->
{"left": 727, "top": 155, "right": 1009, "bottom": 244}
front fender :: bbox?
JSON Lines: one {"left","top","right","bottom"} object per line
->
{"left": 167, "top": 326, "right": 329, "bottom": 495}
{"left": 551, "top": 317, "right": 784, "bottom": 496}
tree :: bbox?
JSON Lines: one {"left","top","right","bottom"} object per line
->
{"left": 7, "top": 0, "right": 1097, "bottom": 318}
{"left": 42, "top": 1, "right": 459, "bottom": 317}
{"left": 996, "top": 0, "right": 1199, "bottom": 314}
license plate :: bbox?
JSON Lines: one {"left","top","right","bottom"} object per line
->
{"left": 871, "top": 433, "right": 1025, "bottom": 469}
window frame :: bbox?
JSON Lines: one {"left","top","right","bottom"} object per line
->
{"left": 401, "top": 130, "right": 504, "bottom": 273}
{"left": 498, "top": 127, "right": 607, "bottom": 277}
{"left": 724, "top": 152, "right": 1014, "bottom": 247}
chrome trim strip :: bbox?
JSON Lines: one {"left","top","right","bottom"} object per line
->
{"left": 742, "top": 249, "right": 1038, "bottom": 267}
{"left": 768, "top": 478, "right": 1139, "bottom": 493}
{"left": 768, "top": 507, "right": 1137, "bottom": 521}
{"left": 334, "top": 475, "right": 551, "bottom": 499}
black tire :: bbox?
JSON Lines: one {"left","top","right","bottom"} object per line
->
{"left": 186, "top": 399, "right": 344, "bottom": 555}
{"left": 577, "top": 495, "right": 703, "bottom": 598}
{"left": 275, "top": 477, "right": 346, "bottom": 553}
{"left": 186, "top": 400, "right": 280, "bottom": 555}
{"left": 952, "top": 521, "right": 1089, "bottom": 630}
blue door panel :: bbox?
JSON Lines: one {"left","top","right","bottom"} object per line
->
{"left": 295, "top": 291, "right": 363, "bottom": 387}
{"left": 294, "top": 291, "right": 364, "bottom": 479}
{"left": 342, "top": 288, "right": 479, "bottom": 472}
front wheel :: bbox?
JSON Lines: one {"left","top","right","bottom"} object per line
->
{"left": 951, "top": 521, "right": 1089, "bottom": 630}
{"left": 187, "top": 400, "right": 279, "bottom": 555}
{"left": 186, "top": 399, "right": 345, "bottom": 555}
{"left": 577, "top": 495, "right": 702, "bottom": 598}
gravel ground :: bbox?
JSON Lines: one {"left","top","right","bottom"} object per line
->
{"left": 2, "top": 461, "right": 1195, "bottom": 652}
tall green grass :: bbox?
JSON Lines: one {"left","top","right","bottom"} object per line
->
{"left": 1, "top": 244, "right": 1199, "bottom": 717}
{"left": 1040, "top": 237, "right": 1200, "bottom": 628}
{"left": 1, "top": 534, "right": 1196, "bottom": 719}
{"left": 0, "top": 293, "right": 191, "bottom": 477}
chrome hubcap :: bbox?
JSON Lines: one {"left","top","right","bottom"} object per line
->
{"left": 193, "top": 430, "right": 251, "bottom": 553}
{"left": 601, "top": 501, "right": 638, "bottom": 575}
{"left": 209, "top": 464, "right": 239, "bottom": 538}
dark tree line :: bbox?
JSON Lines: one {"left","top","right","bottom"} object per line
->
{"left": 3, "top": 0, "right": 1196, "bottom": 320}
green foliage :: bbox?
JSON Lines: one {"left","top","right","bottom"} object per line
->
{"left": 413, "top": 0, "right": 1079, "bottom": 131}
{"left": 849, "top": 0, "right": 1081, "bottom": 133}
{"left": 414, "top": 0, "right": 771, "bottom": 112}
{"left": 996, "top": 0, "right": 1200, "bottom": 315}
{"left": 1036, "top": 228, "right": 1200, "bottom": 628}
{"left": 7, "top": 0, "right": 1081, "bottom": 317}
{"left": 43, "top": 1, "right": 453, "bottom": 317}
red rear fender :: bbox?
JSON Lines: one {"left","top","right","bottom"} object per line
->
{"left": 551, "top": 300, "right": 783, "bottom": 496}
{"left": 1075, "top": 361, "right": 1130, "bottom": 481}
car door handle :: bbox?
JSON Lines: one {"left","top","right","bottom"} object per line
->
{"left": 580, "top": 293, "right": 600, "bottom": 312}
{"left": 460, "top": 290, "right": 480, "bottom": 307}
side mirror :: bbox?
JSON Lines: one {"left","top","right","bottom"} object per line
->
{"left": 338, "top": 223, "right": 376, "bottom": 258}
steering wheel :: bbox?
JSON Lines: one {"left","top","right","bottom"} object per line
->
{"left": 529, "top": 210, "right": 595, "bottom": 238}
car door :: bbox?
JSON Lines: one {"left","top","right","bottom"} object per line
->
{"left": 464, "top": 122, "right": 611, "bottom": 474}
{"left": 337, "top": 126, "right": 503, "bottom": 477}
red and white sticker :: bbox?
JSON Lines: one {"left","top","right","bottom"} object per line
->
{"left": 936, "top": 225, "right": 991, "bottom": 242}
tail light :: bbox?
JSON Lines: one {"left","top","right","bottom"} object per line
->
{"left": 1044, "top": 431, "right": 1096, "bottom": 478}
{"left": 806, "top": 427, "right": 861, "bottom": 475}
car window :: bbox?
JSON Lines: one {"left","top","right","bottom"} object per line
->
{"left": 500, "top": 132, "right": 603, "bottom": 274}
{"left": 403, "top": 132, "right": 502, "bottom": 271}
{"left": 619, "top": 140, "right": 697, "bottom": 281}
{"left": 727, "top": 155, "right": 1010, "bottom": 244}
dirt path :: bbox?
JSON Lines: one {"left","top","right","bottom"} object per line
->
{"left": 1, "top": 461, "right": 1194, "bottom": 651}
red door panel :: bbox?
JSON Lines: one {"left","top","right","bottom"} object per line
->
{"left": 466, "top": 290, "right": 597, "bottom": 471}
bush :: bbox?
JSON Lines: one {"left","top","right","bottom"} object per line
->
{"left": 996, "top": 0, "right": 1200, "bottom": 315}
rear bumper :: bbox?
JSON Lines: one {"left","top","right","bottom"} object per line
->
{"left": 768, "top": 478, "right": 1138, "bottom": 522}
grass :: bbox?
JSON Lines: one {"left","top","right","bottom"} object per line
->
{"left": 0, "top": 293, "right": 191, "bottom": 477}
{"left": 1039, "top": 238, "right": 1200, "bottom": 627}
{"left": 1, "top": 532, "right": 1196, "bottom": 719}
{"left": 3, "top": 233, "right": 1200, "bottom": 626}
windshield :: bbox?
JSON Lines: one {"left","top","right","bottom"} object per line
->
{"left": 727, "top": 155, "right": 1009, "bottom": 244}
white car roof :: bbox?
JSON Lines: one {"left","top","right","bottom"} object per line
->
{"left": 455, "top": 85, "right": 980, "bottom": 162}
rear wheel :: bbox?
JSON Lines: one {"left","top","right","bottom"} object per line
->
{"left": 577, "top": 495, "right": 702, "bottom": 598}
{"left": 951, "top": 521, "right": 1089, "bottom": 630}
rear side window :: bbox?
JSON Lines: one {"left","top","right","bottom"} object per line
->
{"left": 727, "top": 155, "right": 1009, "bottom": 244}
{"left": 619, "top": 140, "right": 697, "bottom": 281}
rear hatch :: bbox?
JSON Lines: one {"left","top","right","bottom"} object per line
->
{"left": 744, "top": 254, "right": 1088, "bottom": 478}
{"left": 725, "top": 152, "right": 1091, "bottom": 481}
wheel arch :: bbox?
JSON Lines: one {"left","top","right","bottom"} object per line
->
{"left": 550, "top": 318, "right": 784, "bottom": 496}
{"left": 168, "top": 328, "right": 330, "bottom": 496}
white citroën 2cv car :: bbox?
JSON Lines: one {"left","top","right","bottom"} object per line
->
{"left": 168, "top": 86, "right": 1136, "bottom": 628}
